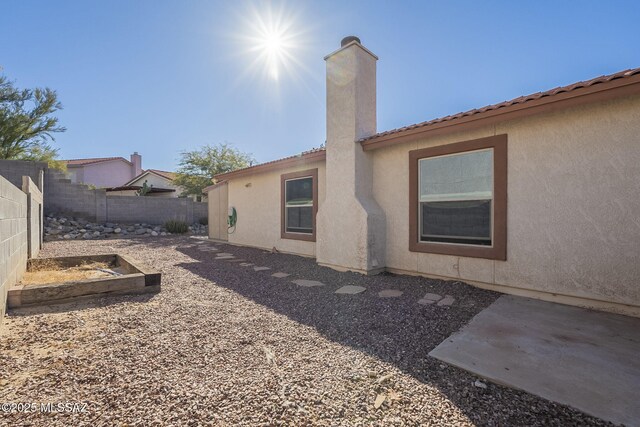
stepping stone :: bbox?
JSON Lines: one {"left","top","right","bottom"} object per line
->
{"left": 198, "top": 247, "right": 218, "bottom": 251}
{"left": 292, "top": 279, "right": 325, "bottom": 287}
{"left": 217, "top": 253, "right": 233, "bottom": 257}
{"left": 422, "top": 293, "right": 442, "bottom": 302}
{"left": 417, "top": 299, "right": 436, "bottom": 305}
{"left": 253, "top": 266, "right": 271, "bottom": 271}
{"left": 227, "top": 259, "right": 245, "bottom": 263}
{"left": 335, "top": 285, "right": 366, "bottom": 295}
{"left": 378, "top": 289, "right": 403, "bottom": 298}
{"left": 437, "top": 295, "right": 456, "bottom": 306}
{"left": 239, "top": 263, "right": 254, "bottom": 267}
{"left": 271, "top": 272, "right": 290, "bottom": 278}
{"left": 216, "top": 256, "right": 235, "bottom": 260}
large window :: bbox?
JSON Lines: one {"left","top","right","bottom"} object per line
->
{"left": 409, "top": 135, "right": 507, "bottom": 260}
{"left": 281, "top": 169, "right": 318, "bottom": 241}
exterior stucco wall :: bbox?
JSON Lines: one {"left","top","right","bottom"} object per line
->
{"left": 226, "top": 160, "right": 326, "bottom": 256}
{"left": 207, "top": 183, "right": 228, "bottom": 241}
{"left": 372, "top": 94, "right": 640, "bottom": 312}
{"left": 70, "top": 159, "right": 135, "bottom": 188}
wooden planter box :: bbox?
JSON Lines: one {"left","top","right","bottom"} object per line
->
{"left": 8, "top": 254, "right": 160, "bottom": 308}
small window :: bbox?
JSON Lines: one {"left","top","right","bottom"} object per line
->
{"left": 285, "top": 177, "right": 313, "bottom": 234}
{"left": 281, "top": 169, "right": 318, "bottom": 241}
{"left": 409, "top": 135, "right": 507, "bottom": 260}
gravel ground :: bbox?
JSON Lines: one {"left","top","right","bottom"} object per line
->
{"left": 0, "top": 237, "right": 611, "bottom": 426}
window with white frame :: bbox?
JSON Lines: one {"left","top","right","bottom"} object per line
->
{"left": 419, "top": 148, "right": 493, "bottom": 246}
{"left": 284, "top": 176, "right": 314, "bottom": 234}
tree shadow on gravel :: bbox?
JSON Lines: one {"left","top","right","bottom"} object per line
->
{"left": 172, "top": 240, "right": 608, "bottom": 426}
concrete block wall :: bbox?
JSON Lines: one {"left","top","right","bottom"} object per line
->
{"left": 0, "top": 159, "right": 47, "bottom": 192}
{"left": 0, "top": 175, "right": 28, "bottom": 325}
{"left": 44, "top": 169, "right": 106, "bottom": 220}
{"left": 105, "top": 196, "right": 206, "bottom": 224}
{"left": 0, "top": 161, "right": 210, "bottom": 225}
{"left": 22, "top": 176, "right": 43, "bottom": 259}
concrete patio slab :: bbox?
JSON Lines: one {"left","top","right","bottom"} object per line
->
{"left": 292, "top": 279, "right": 325, "bottom": 287}
{"left": 429, "top": 295, "right": 640, "bottom": 427}
{"left": 271, "top": 272, "right": 290, "bottom": 278}
{"left": 253, "top": 266, "right": 271, "bottom": 271}
{"left": 378, "top": 289, "right": 403, "bottom": 298}
{"left": 335, "top": 285, "right": 366, "bottom": 295}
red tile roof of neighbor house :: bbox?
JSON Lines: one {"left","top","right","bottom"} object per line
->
{"left": 64, "top": 157, "right": 131, "bottom": 166}
{"left": 147, "top": 169, "right": 177, "bottom": 180}
{"left": 212, "top": 66, "right": 640, "bottom": 179}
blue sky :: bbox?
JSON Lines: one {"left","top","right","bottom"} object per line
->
{"left": 1, "top": 1, "right": 639, "bottom": 171}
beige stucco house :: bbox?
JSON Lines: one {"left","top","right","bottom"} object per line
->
{"left": 206, "top": 37, "right": 640, "bottom": 317}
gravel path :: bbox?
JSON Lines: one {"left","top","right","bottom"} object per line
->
{"left": 0, "top": 237, "right": 610, "bottom": 426}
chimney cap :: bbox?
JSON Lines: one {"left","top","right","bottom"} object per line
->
{"left": 341, "top": 36, "right": 361, "bottom": 47}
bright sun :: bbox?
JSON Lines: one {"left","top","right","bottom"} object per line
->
{"left": 238, "top": 3, "right": 306, "bottom": 83}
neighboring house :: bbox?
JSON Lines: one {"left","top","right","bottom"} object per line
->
{"left": 106, "top": 169, "right": 181, "bottom": 197}
{"left": 106, "top": 169, "right": 207, "bottom": 201}
{"left": 206, "top": 37, "right": 640, "bottom": 317}
{"left": 64, "top": 152, "right": 142, "bottom": 188}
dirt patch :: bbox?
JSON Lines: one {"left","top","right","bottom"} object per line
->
{"left": 20, "top": 260, "right": 117, "bottom": 286}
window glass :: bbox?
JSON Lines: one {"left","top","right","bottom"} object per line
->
{"left": 419, "top": 149, "right": 492, "bottom": 202}
{"left": 419, "top": 149, "right": 493, "bottom": 245}
{"left": 285, "top": 177, "right": 313, "bottom": 205}
{"left": 285, "top": 177, "right": 313, "bottom": 234}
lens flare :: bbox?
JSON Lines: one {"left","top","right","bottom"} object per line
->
{"left": 235, "top": 2, "right": 310, "bottom": 84}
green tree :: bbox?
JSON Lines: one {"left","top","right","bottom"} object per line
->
{"left": 174, "top": 143, "right": 254, "bottom": 197}
{"left": 0, "top": 75, "right": 66, "bottom": 167}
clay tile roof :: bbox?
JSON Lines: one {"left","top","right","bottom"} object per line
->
{"left": 64, "top": 157, "right": 130, "bottom": 166}
{"left": 148, "top": 169, "right": 177, "bottom": 180}
{"left": 214, "top": 147, "right": 326, "bottom": 181}
{"left": 359, "top": 67, "right": 640, "bottom": 144}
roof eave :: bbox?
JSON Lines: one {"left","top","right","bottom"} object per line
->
{"left": 214, "top": 150, "right": 326, "bottom": 181}
{"left": 360, "top": 72, "right": 640, "bottom": 151}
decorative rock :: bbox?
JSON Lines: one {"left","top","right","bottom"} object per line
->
{"left": 378, "top": 289, "right": 403, "bottom": 298}
{"left": 474, "top": 380, "right": 487, "bottom": 389}
{"left": 114, "top": 228, "right": 121, "bottom": 233}
{"left": 151, "top": 231, "right": 159, "bottom": 236}
{"left": 103, "top": 227, "right": 114, "bottom": 233}
{"left": 335, "top": 285, "right": 366, "bottom": 295}
{"left": 135, "top": 228, "right": 147, "bottom": 235}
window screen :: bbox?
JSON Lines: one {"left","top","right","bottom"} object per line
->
{"left": 285, "top": 177, "right": 313, "bottom": 234}
{"left": 419, "top": 149, "right": 493, "bottom": 245}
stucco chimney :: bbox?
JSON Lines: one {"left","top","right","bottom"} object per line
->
{"left": 130, "top": 152, "right": 142, "bottom": 177}
{"left": 316, "top": 36, "right": 386, "bottom": 274}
